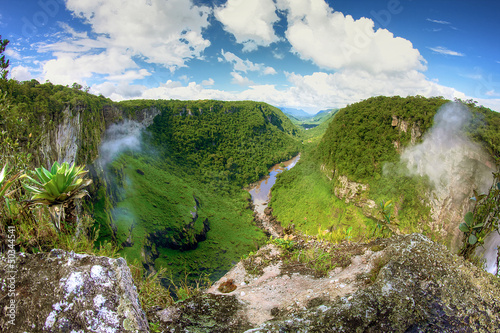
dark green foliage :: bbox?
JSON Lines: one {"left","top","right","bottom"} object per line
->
{"left": 0, "top": 36, "right": 9, "bottom": 79}
{"left": 462, "top": 99, "right": 500, "bottom": 161}
{"left": 0, "top": 79, "right": 113, "bottom": 166}
{"left": 459, "top": 171, "right": 500, "bottom": 259}
{"left": 315, "top": 95, "right": 448, "bottom": 183}
{"left": 145, "top": 100, "right": 299, "bottom": 189}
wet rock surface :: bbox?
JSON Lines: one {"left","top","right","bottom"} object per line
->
{"left": 0, "top": 249, "right": 148, "bottom": 332}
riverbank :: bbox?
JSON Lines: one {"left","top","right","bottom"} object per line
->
{"left": 247, "top": 154, "right": 301, "bottom": 237}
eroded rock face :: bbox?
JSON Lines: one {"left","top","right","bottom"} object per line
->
{"left": 0, "top": 249, "right": 148, "bottom": 332}
{"left": 251, "top": 234, "right": 500, "bottom": 332}
{"left": 155, "top": 234, "right": 500, "bottom": 332}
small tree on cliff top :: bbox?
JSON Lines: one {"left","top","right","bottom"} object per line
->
{"left": 0, "top": 36, "right": 9, "bottom": 79}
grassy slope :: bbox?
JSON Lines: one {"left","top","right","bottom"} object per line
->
{"left": 271, "top": 109, "right": 373, "bottom": 241}
{"left": 270, "top": 146, "right": 375, "bottom": 241}
{"left": 109, "top": 153, "right": 265, "bottom": 283}
{"left": 97, "top": 100, "right": 300, "bottom": 283}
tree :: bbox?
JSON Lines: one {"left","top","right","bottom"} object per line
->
{"left": 0, "top": 36, "right": 9, "bottom": 79}
{"left": 23, "top": 162, "right": 92, "bottom": 232}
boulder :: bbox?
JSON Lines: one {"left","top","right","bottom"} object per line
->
{"left": 0, "top": 249, "right": 148, "bottom": 332}
{"left": 155, "top": 233, "right": 500, "bottom": 332}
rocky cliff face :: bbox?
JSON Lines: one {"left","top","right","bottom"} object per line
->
{"left": 325, "top": 112, "right": 496, "bottom": 253}
{"left": 0, "top": 249, "right": 148, "bottom": 332}
{"left": 39, "top": 103, "right": 160, "bottom": 168}
{"left": 149, "top": 233, "right": 500, "bottom": 332}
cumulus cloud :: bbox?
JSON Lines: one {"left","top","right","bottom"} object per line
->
{"left": 276, "top": 0, "right": 426, "bottom": 74}
{"left": 10, "top": 65, "right": 33, "bottom": 81}
{"left": 429, "top": 46, "right": 465, "bottom": 57}
{"left": 215, "top": 0, "right": 280, "bottom": 51}
{"left": 39, "top": 0, "right": 211, "bottom": 85}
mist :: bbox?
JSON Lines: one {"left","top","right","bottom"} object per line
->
{"left": 401, "top": 102, "right": 492, "bottom": 192}
{"left": 401, "top": 102, "right": 498, "bottom": 274}
{"left": 98, "top": 119, "right": 145, "bottom": 167}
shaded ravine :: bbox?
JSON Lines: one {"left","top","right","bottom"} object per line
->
{"left": 248, "top": 154, "right": 300, "bottom": 237}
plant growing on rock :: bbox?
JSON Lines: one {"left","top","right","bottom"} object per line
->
{"left": 0, "top": 162, "right": 24, "bottom": 220}
{"left": 23, "top": 161, "right": 92, "bottom": 232}
{"left": 459, "top": 171, "right": 500, "bottom": 260}
{"left": 373, "top": 200, "right": 397, "bottom": 238}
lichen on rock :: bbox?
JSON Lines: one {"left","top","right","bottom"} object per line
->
{"left": 0, "top": 249, "right": 148, "bottom": 332}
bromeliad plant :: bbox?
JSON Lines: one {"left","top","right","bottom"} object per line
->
{"left": 23, "top": 161, "right": 92, "bottom": 232}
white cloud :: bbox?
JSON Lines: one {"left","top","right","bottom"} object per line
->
{"left": 99, "top": 68, "right": 484, "bottom": 113}
{"left": 486, "top": 90, "right": 500, "bottom": 97}
{"left": 201, "top": 78, "right": 215, "bottom": 86}
{"left": 231, "top": 72, "right": 254, "bottom": 86}
{"left": 5, "top": 49, "right": 22, "bottom": 60}
{"left": 426, "top": 18, "right": 451, "bottom": 25}
{"left": 106, "top": 69, "right": 152, "bottom": 82}
{"left": 428, "top": 46, "right": 465, "bottom": 57}
{"left": 91, "top": 81, "right": 147, "bottom": 101}
{"left": 42, "top": 48, "right": 138, "bottom": 86}
{"left": 263, "top": 67, "right": 277, "bottom": 75}
{"left": 215, "top": 0, "right": 280, "bottom": 51}
{"left": 220, "top": 50, "right": 277, "bottom": 76}
{"left": 10, "top": 65, "right": 33, "bottom": 81}
{"left": 276, "top": 0, "right": 426, "bottom": 74}
{"left": 39, "top": 0, "right": 211, "bottom": 85}
{"left": 221, "top": 50, "right": 261, "bottom": 72}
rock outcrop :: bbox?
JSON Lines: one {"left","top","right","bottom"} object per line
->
{"left": 0, "top": 249, "right": 148, "bottom": 332}
{"left": 154, "top": 233, "right": 500, "bottom": 332}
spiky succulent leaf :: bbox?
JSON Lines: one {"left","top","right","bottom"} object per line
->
{"left": 50, "top": 161, "right": 60, "bottom": 175}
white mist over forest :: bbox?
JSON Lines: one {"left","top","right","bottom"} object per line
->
{"left": 401, "top": 102, "right": 498, "bottom": 274}
{"left": 98, "top": 120, "right": 145, "bottom": 167}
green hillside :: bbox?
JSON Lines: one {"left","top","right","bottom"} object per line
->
{"left": 97, "top": 99, "right": 300, "bottom": 283}
{"left": 270, "top": 96, "right": 500, "bottom": 243}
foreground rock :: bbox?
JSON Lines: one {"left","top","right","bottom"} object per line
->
{"left": 157, "top": 233, "right": 500, "bottom": 332}
{"left": 0, "top": 249, "right": 148, "bottom": 332}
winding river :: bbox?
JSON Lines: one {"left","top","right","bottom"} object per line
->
{"left": 248, "top": 154, "right": 300, "bottom": 236}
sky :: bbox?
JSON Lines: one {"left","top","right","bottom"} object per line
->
{"left": 1, "top": 0, "right": 500, "bottom": 114}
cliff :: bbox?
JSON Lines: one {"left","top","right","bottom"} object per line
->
{"left": 150, "top": 233, "right": 500, "bottom": 332}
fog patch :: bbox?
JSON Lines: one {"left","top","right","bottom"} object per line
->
{"left": 98, "top": 120, "right": 145, "bottom": 167}
{"left": 401, "top": 102, "right": 491, "bottom": 192}
{"left": 401, "top": 102, "right": 498, "bottom": 274}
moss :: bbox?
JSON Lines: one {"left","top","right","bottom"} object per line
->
{"left": 254, "top": 234, "right": 500, "bottom": 332}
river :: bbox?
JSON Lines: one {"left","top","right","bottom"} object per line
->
{"left": 248, "top": 154, "right": 300, "bottom": 236}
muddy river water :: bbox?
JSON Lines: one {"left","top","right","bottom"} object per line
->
{"left": 248, "top": 154, "right": 300, "bottom": 220}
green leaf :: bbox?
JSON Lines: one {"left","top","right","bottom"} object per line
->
{"left": 476, "top": 194, "right": 486, "bottom": 201}
{"left": 43, "top": 180, "right": 61, "bottom": 197}
{"left": 468, "top": 234, "right": 477, "bottom": 245}
{"left": 0, "top": 163, "right": 7, "bottom": 184}
{"left": 50, "top": 161, "right": 60, "bottom": 175}
{"left": 384, "top": 200, "right": 393, "bottom": 209}
{"left": 464, "top": 212, "right": 473, "bottom": 227}
{"left": 472, "top": 223, "right": 484, "bottom": 229}
{"left": 497, "top": 182, "right": 500, "bottom": 190}
{"left": 459, "top": 223, "right": 470, "bottom": 233}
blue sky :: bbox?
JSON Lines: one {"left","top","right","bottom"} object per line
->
{"left": 1, "top": 0, "right": 499, "bottom": 113}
